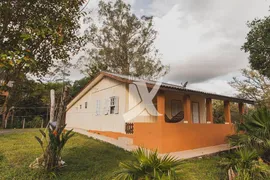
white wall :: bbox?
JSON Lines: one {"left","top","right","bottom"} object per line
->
{"left": 126, "top": 83, "right": 157, "bottom": 123}
{"left": 66, "top": 77, "right": 127, "bottom": 133}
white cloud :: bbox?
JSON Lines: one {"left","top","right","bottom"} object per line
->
{"left": 189, "top": 79, "right": 237, "bottom": 96}
{"left": 149, "top": 0, "right": 269, "bottom": 94}
{"left": 70, "top": 0, "right": 270, "bottom": 96}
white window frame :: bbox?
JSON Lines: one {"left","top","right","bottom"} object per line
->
{"left": 109, "top": 96, "right": 119, "bottom": 115}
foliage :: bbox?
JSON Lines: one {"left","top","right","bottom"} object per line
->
{"left": 0, "top": 0, "right": 84, "bottom": 78}
{"left": 79, "top": 0, "right": 169, "bottom": 79}
{"left": 26, "top": 116, "right": 43, "bottom": 128}
{"left": 228, "top": 108, "right": 270, "bottom": 162}
{"left": 113, "top": 148, "right": 182, "bottom": 180}
{"left": 242, "top": 16, "right": 270, "bottom": 78}
{"left": 220, "top": 148, "right": 270, "bottom": 180}
{"left": 0, "top": 0, "right": 85, "bottom": 127}
{"left": 213, "top": 100, "right": 241, "bottom": 124}
{"left": 30, "top": 124, "right": 75, "bottom": 171}
{"left": 230, "top": 68, "right": 270, "bottom": 108}
{"left": 0, "top": 78, "right": 65, "bottom": 129}
{"left": 70, "top": 76, "right": 91, "bottom": 98}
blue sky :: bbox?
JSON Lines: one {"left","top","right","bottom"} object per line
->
{"left": 71, "top": 0, "right": 270, "bottom": 96}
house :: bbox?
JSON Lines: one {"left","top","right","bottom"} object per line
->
{"left": 66, "top": 71, "right": 254, "bottom": 153}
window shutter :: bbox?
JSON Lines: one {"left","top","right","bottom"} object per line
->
{"left": 104, "top": 98, "right": 110, "bottom": 115}
{"left": 114, "top": 96, "right": 119, "bottom": 114}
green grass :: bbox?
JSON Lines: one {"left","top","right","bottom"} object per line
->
{"left": 0, "top": 129, "right": 227, "bottom": 179}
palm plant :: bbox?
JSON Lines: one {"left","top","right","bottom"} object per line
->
{"left": 220, "top": 148, "right": 270, "bottom": 180}
{"left": 113, "top": 148, "right": 182, "bottom": 180}
{"left": 228, "top": 107, "right": 270, "bottom": 162}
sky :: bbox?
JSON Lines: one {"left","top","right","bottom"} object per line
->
{"left": 70, "top": 0, "right": 270, "bottom": 96}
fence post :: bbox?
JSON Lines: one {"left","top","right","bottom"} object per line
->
{"left": 41, "top": 118, "right": 44, "bottom": 128}
{"left": 22, "top": 118, "right": 25, "bottom": 129}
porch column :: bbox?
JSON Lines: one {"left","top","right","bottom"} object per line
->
{"left": 183, "top": 95, "right": 192, "bottom": 123}
{"left": 157, "top": 91, "right": 165, "bottom": 124}
{"left": 156, "top": 91, "right": 165, "bottom": 152}
{"left": 206, "top": 98, "right": 213, "bottom": 124}
{"left": 238, "top": 102, "right": 245, "bottom": 122}
{"left": 224, "top": 100, "right": 231, "bottom": 124}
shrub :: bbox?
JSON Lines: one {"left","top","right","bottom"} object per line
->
{"left": 228, "top": 108, "right": 270, "bottom": 162}
{"left": 113, "top": 148, "right": 182, "bottom": 180}
{"left": 220, "top": 148, "right": 270, "bottom": 180}
{"left": 29, "top": 124, "right": 75, "bottom": 171}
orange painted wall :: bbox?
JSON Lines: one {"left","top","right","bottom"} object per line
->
{"left": 133, "top": 123, "right": 234, "bottom": 153}
{"left": 133, "top": 123, "right": 163, "bottom": 151}
{"left": 88, "top": 129, "right": 133, "bottom": 139}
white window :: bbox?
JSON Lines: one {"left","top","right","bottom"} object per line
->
{"left": 85, "top": 102, "right": 88, "bottom": 109}
{"left": 96, "top": 100, "right": 101, "bottom": 116}
{"left": 108, "top": 96, "right": 119, "bottom": 114}
{"left": 80, "top": 105, "right": 82, "bottom": 109}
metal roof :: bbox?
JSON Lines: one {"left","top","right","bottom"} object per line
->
{"left": 102, "top": 71, "right": 255, "bottom": 104}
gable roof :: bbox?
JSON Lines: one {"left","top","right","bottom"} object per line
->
{"left": 67, "top": 71, "right": 254, "bottom": 110}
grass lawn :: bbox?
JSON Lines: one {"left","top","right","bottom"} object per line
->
{"left": 0, "top": 129, "right": 227, "bottom": 179}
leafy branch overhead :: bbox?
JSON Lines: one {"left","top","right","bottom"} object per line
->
{"left": 0, "top": 0, "right": 84, "bottom": 78}
{"left": 0, "top": 0, "right": 85, "bottom": 128}
{"left": 79, "top": 0, "right": 169, "bottom": 80}
{"left": 230, "top": 68, "right": 270, "bottom": 108}
{"left": 242, "top": 16, "right": 270, "bottom": 78}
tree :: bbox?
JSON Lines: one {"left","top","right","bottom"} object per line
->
{"left": 70, "top": 77, "right": 91, "bottom": 98}
{"left": 0, "top": 0, "right": 85, "bottom": 127}
{"left": 212, "top": 100, "right": 241, "bottom": 124}
{"left": 79, "top": 0, "right": 169, "bottom": 79}
{"left": 229, "top": 69, "right": 270, "bottom": 108}
{"left": 242, "top": 16, "right": 270, "bottom": 78}
{"left": 0, "top": 78, "right": 65, "bottom": 128}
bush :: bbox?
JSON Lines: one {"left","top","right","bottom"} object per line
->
{"left": 113, "top": 148, "right": 182, "bottom": 180}
{"left": 29, "top": 124, "right": 75, "bottom": 171}
{"left": 26, "top": 116, "right": 43, "bottom": 128}
{"left": 225, "top": 108, "right": 270, "bottom": 179}
{"left": 220, "top": 148, "right": 270, "bottom": 180}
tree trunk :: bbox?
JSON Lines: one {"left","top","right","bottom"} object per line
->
{"left": 1, "top": 94, "right": 10, "bottom": 128}
{"left": 55, "top": 86, "right": 69, "bottom": 131}
{"left": 50, "top": 89, "right": 55, "bottom": 123}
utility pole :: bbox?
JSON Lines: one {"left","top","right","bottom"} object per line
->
{"left": 41, "top": 117, "right": 44, "bottom": 128}
{"left": 11, "top": 109, "right": 14, "bottom": 128}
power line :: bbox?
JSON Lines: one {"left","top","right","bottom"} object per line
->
{"left": 80, "top": 0, "right": 90, "bottom": 12}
